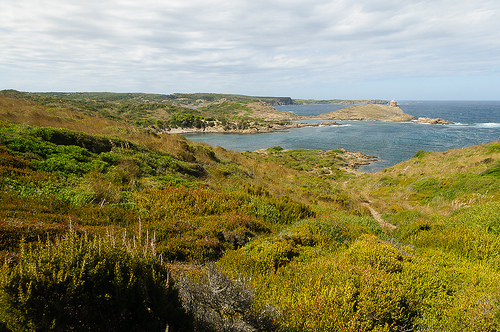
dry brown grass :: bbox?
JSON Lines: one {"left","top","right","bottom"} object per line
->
{"left": 0, "top": 95, "right": 131, "bottom": 135}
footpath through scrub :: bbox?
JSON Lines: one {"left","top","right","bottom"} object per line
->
{"left": 362, "top": 202, "right": 397, "bottom": 231}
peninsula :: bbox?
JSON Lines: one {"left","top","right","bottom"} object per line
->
{"left": 312, "top": 103, "right": 416, "bottom": 121}
{"left": 310, "top": 102, "right": 454, "bottom": 124}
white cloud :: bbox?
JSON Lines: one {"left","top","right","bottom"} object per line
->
{"left": 1, "top": 0, "right": 499, "bottom": 98}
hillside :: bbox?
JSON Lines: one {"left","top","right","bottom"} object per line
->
{"left": 11, "top": 90, "right": 300, "bottom": 134}
{"left": 1, "top": 90, "right": 500, "bottom": 331}
{"left": 19, "top": 91, "right": 447, "bottom": 128}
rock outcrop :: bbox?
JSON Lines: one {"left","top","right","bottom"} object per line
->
{"left": 413, "top": 117, "right": 454, "bottom": 125}
{"left": 338, "top": 149, "right": 378, "bottom": 170}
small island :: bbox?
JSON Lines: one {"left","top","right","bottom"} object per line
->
{"left": 308, "top": 101, "right": 454, "bottom": 124}
{"left": 311, "top": 103, "right": 416, "bottom": 122}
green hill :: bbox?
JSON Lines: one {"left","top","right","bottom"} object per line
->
{"left": 1, "top": 90, "right": 500, "bottom": 331}
{"left": 28, "top": 91, "right": 294, "bottom": 106}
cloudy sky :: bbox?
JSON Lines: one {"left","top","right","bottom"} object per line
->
{"left": 1, "top": 0, "right": 499, "bottom": 100}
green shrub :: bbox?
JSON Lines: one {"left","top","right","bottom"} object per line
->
{"left": 0, "top": 231, "right": 190, "bottom": 332}
{"left": 377, "top": 175, "right": 401, "bottom": 188}
{"left": 430, "top": 285, "right": 498, "bottom": 331}
{"left": 384, "top": 209, "right": 426, "bottom": 228}
{"left": 347, "top": 234, "right": 404, "bottom": 273}
{"left": 249, "top": 196, "right": 315, "bottom": 225}
{"left": 240, "top": 239, "right": 298, "bottom": 273}
{"left": 481, "top": 161, "right": 500, "bottom": 177}
{"left": 486, "top": 142, "right": 500, "bottom": 154}
{"left": 414, "top": 150, "right": 431, "bottom": 159}
{"left": 267, "top": 146, "right": 284, "bottom": 153}
{"left": 452, "top": 202, "right": 500, "bottom": 233}
{"left": 445, "top": 175, "right": 500, "bottom": 200}
{"left": 30, "top": 127, "right": 114, "bottom": 154}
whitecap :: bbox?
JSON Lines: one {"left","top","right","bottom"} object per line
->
{"left": 476, "top": 123, "right": 500, "bottom": 128}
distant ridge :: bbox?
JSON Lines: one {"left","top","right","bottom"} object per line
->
{"left": 27, "top": 92, "right": 294, "bottom": 106}
{"left": 26, "top": 91, "right": 388, "bottom": 107}
{"left": 292, "top": 99, "right": 389, "bottom": 105}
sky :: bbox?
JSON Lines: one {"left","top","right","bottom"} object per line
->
{"left": 1, "top": 0, "right": 500, "bottom": 100}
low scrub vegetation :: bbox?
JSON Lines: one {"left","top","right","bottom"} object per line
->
{"left": 0, "top": 231, "right": 190, "bottom": 332}
{"left": 250, "top": 147, "right": 348, "bottom": 178}
{"left": 1, "top": 90, "right": 500, "bottom": 331}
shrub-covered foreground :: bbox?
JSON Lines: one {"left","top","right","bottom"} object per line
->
{"left": 0, "top": 231, "right": 277, "bottom": 332}
{"left": 219, "top": 213, "right": 500, "bottom": 331}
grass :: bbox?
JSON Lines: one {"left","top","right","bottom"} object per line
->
{"left": 348, "top": 142, "right": 500, "bottom": 215}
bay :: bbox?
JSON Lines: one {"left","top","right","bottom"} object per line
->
{"left": 184, "top": 101, "right": 500, "bottom": 172}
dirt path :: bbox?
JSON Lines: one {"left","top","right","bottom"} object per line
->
{"left": 362, "top": 202, "right": 397, "bottom": 231}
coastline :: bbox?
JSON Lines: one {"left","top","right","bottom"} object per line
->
{"left": 166, "top": 121, "right": 341, "bottom": 135}
{"left": 164, "top": 102, "right": 453, "bottom": 135}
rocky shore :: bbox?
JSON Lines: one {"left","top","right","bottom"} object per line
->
{"left": 167, "top": 121, "right": 341, "bottom": 134}
{"left": 413, "top": 117, "right": 454, "bottom": 124}
{"left": 341, "top": 149, "right": 378, "bottom": 169}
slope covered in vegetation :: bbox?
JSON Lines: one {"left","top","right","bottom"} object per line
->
{"left": 2, "top": 90, "right": 297, "bottom": 134}
{"left": 1, "top": 90, "right": 500, "bottom": 331}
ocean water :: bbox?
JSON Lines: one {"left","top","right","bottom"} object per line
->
{"left": 185, "top": 101, "right": 500, "bottom": 172}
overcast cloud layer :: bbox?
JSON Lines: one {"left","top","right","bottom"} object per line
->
{"left": 1, "top": 0, "right": 499, "bottom": 99}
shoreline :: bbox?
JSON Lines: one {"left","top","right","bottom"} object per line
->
{"left": 166, "top": 116, "right": 453, "bottom": 135}
{"left": 163, "top": 102, "right": 453, "bottom": 135}
{"left": 166, "top": 121, "right": 341, "bottom": 135}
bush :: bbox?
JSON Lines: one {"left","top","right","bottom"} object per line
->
{"left": 0, "top": 231, "right": 190, "bottom": 332}
{"left": 347, "top": 234, "right": 404, "bottom": 273}
{"left": 481, "top": 161, "right": 500, "bottom": 177}
{"left": 414, "top": 150, "right": 431, "bottom": 159}
{"left": 30, "top": 127, "right": 114, "bottom": 154}
{"left": 178, "top": 263, "right": 278, "bottom": 332}
{"left": 249, "top": 196, "right": 315, "bottom": 225}
{"left": 267, "top": 146, "right": 284, "bottom": 153}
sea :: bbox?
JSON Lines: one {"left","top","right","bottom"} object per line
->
{"left": 184, "top": 101, "right": 500, "bottom": 172}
